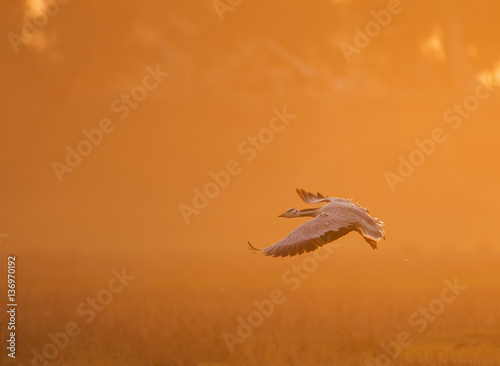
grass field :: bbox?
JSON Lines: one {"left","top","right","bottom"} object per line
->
{"left": 4, "top": 247, "right": 499, "bottom": 366}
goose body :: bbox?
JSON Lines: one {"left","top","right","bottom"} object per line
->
{"left": 248, "top": 189, "right": 385, "bottom": 257}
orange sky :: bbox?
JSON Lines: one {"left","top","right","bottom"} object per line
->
{"left": 1, "top": 0, "right": 500, "bottom": 279}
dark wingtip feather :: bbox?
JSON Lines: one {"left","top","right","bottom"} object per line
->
{"left": 248, "top": 241, "right": 262, "bottom": 253}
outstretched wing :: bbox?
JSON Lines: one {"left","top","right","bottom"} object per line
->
{"left": 248, "top": 212, "right": 354, "bottom": 257}
{"left": 296, "top": 188, "right": 332, "bottom": 204}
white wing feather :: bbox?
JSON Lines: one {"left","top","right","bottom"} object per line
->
{"left": 249, "top": 211, "right": 355, "bottom": 257}
{"left": 296, "top": 188, "right": 331, "bottom": 204}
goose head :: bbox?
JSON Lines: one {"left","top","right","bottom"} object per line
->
{"left": 278, "top": 208, "right": 299, "bottom": 218}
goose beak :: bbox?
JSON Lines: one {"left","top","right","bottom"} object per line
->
{"left": 278, "top": 213, "right": 286, "bottom": 217}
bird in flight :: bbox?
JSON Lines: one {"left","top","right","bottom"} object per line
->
{"left": 248, "top": 189, "right": 385, "bottom": 257}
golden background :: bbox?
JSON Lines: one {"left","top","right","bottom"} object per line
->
{"left": 1, "top": 0, "right": 500, "bottom": 365}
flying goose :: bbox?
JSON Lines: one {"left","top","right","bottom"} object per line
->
{"left": 248, "top": 189, "right": 385, "bottom": 257}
